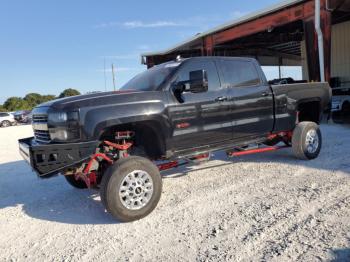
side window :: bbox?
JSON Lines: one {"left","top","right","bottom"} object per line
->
{"left": 221, "top": 60, "right": 261, "bottom": 88}
{"left": 0, "top": 113, "right": 7, "bottom": 117}
{"left": 176, "top": 61, "right": 221, "bottom": 91}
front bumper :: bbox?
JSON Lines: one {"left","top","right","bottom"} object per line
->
{"left": 18, "top": 137, "right": 99, "bottom": 178}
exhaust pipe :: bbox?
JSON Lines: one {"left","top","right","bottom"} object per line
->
{"left": 315, "top": 0, "right": 325, "bottom": 82}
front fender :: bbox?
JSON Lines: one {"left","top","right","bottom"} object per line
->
{"left": 80, "top": 101, "right": 172, "bottom": 141}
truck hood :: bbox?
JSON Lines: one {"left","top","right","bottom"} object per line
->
{"left": 37, "top": 90, "right": 152, "bottom": 110}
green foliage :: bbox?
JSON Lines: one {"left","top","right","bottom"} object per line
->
{"left": 2, "top": 88, "right": 80, "bottom": 111}
{"left": 59, "top": 88, "right": 81, "bottom": 98}
{"left": 3, "top": 97, "right": 30, "bottom": 111}
{"left": 24, "top": 93, "right": 43, "bottom": 108}
{"left": 0, "top": 105, "right": 7, "bottom": 112}
{"left": 41, "top": 95, "right": 56, "bottom": 102}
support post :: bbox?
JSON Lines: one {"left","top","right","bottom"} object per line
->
{"left": 203, "top": 36, "right": 214, "bottom": 56}
{"left": 304, "top": 19, "right": 320, "bottom": 82}
{"left": 321, "top": 8, "right": 332, "bottom": 82}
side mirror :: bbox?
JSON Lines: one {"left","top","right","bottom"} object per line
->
{"left": 189, "top": 70, "right": 209, "bottom": 93}
{"left": 174, "top": 70, "right": 209, "bottom": 94}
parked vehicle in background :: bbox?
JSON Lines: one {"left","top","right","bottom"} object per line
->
{"left": 14, "top": 110, "right": 32, "bottom": 124}
{"left": 0, "top": 112, "right": 17, "bottom": 127}
{"left": 331, "top": 86, "right": 350, "bottom": 123}
{"left": 268, "top": 77, "right": 307, "bottom": 85}
{"left": 19, "top": 57, "right": 331, "bottom": 222}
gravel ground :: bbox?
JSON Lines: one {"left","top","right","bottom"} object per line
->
{"left": 0, "top": 124, "right": 349, "bottom": 261}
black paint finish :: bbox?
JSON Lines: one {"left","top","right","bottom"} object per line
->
{"left": 24, "top": 57, "right": 331, "bottom": 177}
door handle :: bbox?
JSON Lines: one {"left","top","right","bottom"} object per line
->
{"left": 261, "top": 92, "right": 270, "bottom": 97}
{"left": 215, "top": 96, "right": 228, "bottom": 102}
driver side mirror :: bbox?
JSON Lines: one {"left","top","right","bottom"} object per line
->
{"left": 175, "top": 70, "right": 209, "bottom": 94}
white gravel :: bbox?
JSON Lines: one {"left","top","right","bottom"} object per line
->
{"left": 0, "top": 124, "right": 349, "bottom": 261}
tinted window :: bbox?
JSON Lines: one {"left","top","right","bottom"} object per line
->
{"left": 220, "top": 60, "right": 260, "bottom": 87}
{"left": 120, "top": 62, "right": 179, "bottom": 91}
{"left": 0, "top": 113, "right": 9, "bottom": 117}
{"left": 175, "top": 60, "right": 221, "bottom": 91}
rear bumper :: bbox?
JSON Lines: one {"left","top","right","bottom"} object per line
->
{"left": 18, "top": 137, "right": 99, "bottom": 178}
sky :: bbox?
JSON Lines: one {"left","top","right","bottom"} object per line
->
{"left": 0, "top": 0, "right": 300, "bottom": 104}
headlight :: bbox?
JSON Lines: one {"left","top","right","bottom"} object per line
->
{"left": 48, "top": 111, "right": 80, "bottom": 142}
{"left": 48, "top": 112, "right": 67, "bottom": 122}
{"left": 48, "top": 111, "right": 79, "bottom": 123}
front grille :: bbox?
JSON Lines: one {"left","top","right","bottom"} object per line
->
{"left": 32, "top": 114, "right": 48, "bottom": 123}
{"left": 32, "top": 114, "right": 51, "bottom": 143}
{"left": 34, "top": 130, "right": 51, "bottom": 143}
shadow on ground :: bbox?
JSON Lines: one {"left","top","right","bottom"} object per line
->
{"left": 331, "top": 248, "right": 350, "bottom": 262}
{"left": 0, "top": 160, "right": 117, "bottom": 225}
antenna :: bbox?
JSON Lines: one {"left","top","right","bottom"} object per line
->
{"left": 111, "top": 63, "right": 116, "bottom": 91}
{"left": 104, "top": 57, "right": 107, "bottom": 91}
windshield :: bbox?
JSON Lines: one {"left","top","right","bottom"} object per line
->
{"left": 120, "top": 62, "right": 180, "bottom": 91}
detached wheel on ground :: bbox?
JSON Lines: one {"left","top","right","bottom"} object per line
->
{"left": 100, "top": 156, "right": 162, "bottom": 222}
{"left": 292, "top": 121, "right": 322, "bottom": 160}
{"left": 1, "top": 120, "right": 11, "bottom": 128}
{"left": 64, "top": 175, "right": 88, "bottom": 189}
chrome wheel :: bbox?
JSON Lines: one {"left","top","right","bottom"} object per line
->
{"left": 305, "top": 129, "right": 319, "bottom": 154}
{"left": 119, "top": 170, "right": 154, "bottom": 210}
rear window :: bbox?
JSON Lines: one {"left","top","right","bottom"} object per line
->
{"left": 220, "top": 60, "right": 261, "bottom": 87}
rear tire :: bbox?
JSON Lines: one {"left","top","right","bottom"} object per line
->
{"left": 100, "top": 156, "right": 162, "bottom": 222}
{"left": 292, "top": 122, "right": 322, "bottom": 160}
{"left": 64, "top": 175, "right": 88, "bottom": 189}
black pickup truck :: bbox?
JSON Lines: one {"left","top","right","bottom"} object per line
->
{"left": 19, "top": 57, "right": 331, "bottom": 222}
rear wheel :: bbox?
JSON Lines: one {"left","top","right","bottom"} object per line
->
{"left": 64, "top": 175, "right": 88, "bottom": 189}
{"left": 1, "top": 120, "right": 11, "bottom": 128}
{"left": 100, "top": 156, "right": 162, "bottom": 222}
{"left": 292, "top": 122, "right": 322, "bottom": 160}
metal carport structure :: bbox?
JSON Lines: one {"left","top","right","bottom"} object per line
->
{"left": 141, "top": 0, "right": 350, "bottom": 84}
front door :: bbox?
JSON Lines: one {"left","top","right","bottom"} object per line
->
{"left": 167, "top": 59, "right": 232, "bottom": 152}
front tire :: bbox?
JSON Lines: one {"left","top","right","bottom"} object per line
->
{"left": 100, "top": 156, "right": 162, "bottom": 222}
{"left": 292, "top": 122, "right": 322, "bottom": 160}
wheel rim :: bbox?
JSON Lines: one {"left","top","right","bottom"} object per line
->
{"left": 119, "top": 170, "right": 154, "bottom": 210}
{"left": 2, "top": 121, "right": 9, "bottom": 127}
{"left": 305, "top": 129, "right": 319, "bottom": 154}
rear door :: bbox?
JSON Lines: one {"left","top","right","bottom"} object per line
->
{"left": 218, "top": 59, "right": 274, "bottom": 140}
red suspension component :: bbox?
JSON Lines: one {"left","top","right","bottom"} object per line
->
{"left": 158, "top": 161, "right": 179, "bottom": 171}
{"left": 267, "top": 131, "right": 293, "bottom": 142}
{"left": 83, "top": 153, "right": 113, "bottom": 174}
{"left": 190, "top": 153, "right": 210, "bottom": 160}
{"left": 73, "top": 153, "right": 114, "bottom": 188}
{"left": 227, "top": 146, "right": 285, "bottom": 157}
{"left": 104, "top": 140, "right": 133, "bottom": 151}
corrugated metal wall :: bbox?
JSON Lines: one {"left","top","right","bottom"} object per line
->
{"left": 331, "top": 20, "right": 350, "bottom": 81}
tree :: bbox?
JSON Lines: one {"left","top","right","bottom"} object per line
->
{"left": 0, "top": 105, "right": 7, "bottom": 112}
{"left": 41, "top": 95, "right": 56, "bottom": 103}
{"left": 24, "top": 93, "right": 43, "bottom": 108}
{"left": 59, "top": 89, "right": 81, "bottom": 98}
{"left": 3, "top": 97, "right": 30, "bottom": 111}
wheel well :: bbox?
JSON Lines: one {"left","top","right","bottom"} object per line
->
{"left": 298, "top": 101, "right": 321, "bottom": 124}
{"left": 99, "top": 121, "right": 166, "bottom": 159}
{"left": 343, "top": 101, "right": 350, "bottom": 110}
